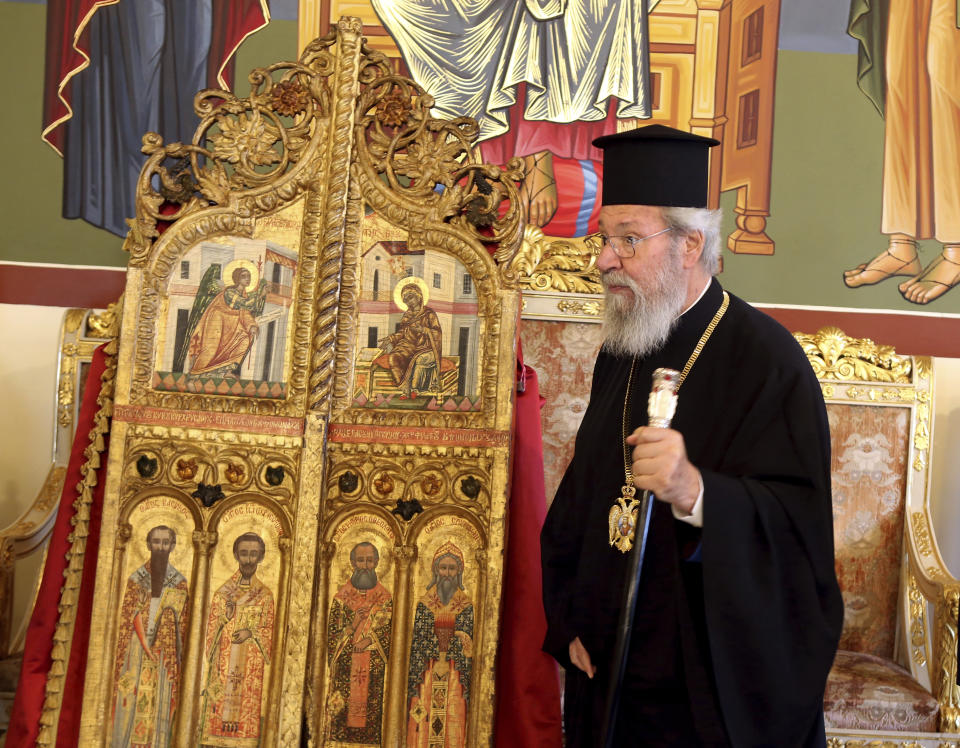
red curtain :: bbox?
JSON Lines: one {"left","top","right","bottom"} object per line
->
{"left": 7, "top": 344, "right": 111, "bottom": 746}
{"left": 494, "top": 344, "right": 564, "bottom": 746}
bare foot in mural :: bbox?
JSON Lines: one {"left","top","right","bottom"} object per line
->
{"left": 843, "top": 234, "right": 921, "bottom": 288}
{"left": 898, "top": 245, "right": 960, "bottom": 304}
{"left": 521, "top": 150, "right": 558, "bottom": 228}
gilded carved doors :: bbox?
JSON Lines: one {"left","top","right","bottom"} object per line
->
{"left": 69, "top": 19, "right": 524, "bottom": 748}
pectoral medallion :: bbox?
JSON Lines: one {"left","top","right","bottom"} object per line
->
{"left": 608, "top": 486, "right": 639, "bottom": 553}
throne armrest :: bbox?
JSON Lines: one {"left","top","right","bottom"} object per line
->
{"left": 906, "top": 509, "right": 960, "bottom": 732}
{"left": 0, "top": 465, "right": 66, "bottom": 657}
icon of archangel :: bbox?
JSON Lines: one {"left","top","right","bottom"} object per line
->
{"left": 173, "top": 259, "right": 267, "bottom": 379}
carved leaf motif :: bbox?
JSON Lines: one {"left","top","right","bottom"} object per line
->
{"left": 794, "top": 327, "right": 912, "bottom": 383}
{"left": 195, "top": 162, "right": 233, "bottom": 205}
{"left": 212, "top": 113, "right": 282, "bottom": 166}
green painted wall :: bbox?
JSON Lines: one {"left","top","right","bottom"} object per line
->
{"left": 0, "top": 3, "right": 297, "bottom": 268}
{"left": 2, "top": 2, "right": 125, "bottom": 266}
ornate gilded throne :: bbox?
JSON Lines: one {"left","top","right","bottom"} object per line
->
{"left": 795, "top": 328, "right": 960, "bottom": 746}
{"left": 31, "top": 20, "right": 528, "bottom": 747}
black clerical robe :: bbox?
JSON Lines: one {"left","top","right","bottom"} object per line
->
{"left": 541, "top": 279, "right": 843, "bottom": 747}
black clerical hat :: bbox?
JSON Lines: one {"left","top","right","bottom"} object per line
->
{"left": 592, "top": 124, "right": 720, "bottom": 208}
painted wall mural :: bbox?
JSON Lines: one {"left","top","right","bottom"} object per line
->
{"left": 843, "top": 0, "right": 960, "bottom": 306}
{"left": 11, "top": 0, "right": 960, "bottom": 328}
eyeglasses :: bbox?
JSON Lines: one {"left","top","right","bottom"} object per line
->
{"left": 596, "top": 227, "right": 674, "bottom": 258}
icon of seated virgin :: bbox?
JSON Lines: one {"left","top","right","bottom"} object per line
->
{"left": 371, "top": 278, "right": 458, "bottom": 400}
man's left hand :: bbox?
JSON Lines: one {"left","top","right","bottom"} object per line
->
{"left": 626, "top": 427, "right": 700, "bottom": 515}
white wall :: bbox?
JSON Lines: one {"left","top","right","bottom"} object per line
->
{"left": 930, "top": 358, "right": 960, "bottom": 575}
{"left": 0, "top": 303, "right": 65, "bottom": 522}
{"left": 0, "top": 303, "right": 68, "bottom": 647}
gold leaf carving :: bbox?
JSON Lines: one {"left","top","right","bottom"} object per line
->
{"left": 511, "top": 227, "right": 602, "bottom": 293}
{"left": 557, "top": 299, "right": 601, "bottom": 316}
{"left": 914, "top": 512, "right": 934, "bottom": 557}
{"left": 794, "top": 327, "right": 912, "bottom": 383}
{"left": 908, "top": 573, "right": 928, "bottom": 667}
{"left": 937, "top": 587, "right": 960, "bottom": 732}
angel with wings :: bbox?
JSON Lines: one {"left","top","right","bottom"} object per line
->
{"left": 174, "top": 262, "right": 267, "bottom": 379}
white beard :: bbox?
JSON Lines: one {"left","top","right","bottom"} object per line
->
{"left": 600, "top": 246, "right": 688, "bottom": 357}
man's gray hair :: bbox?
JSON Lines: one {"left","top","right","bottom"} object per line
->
{"left": 661, "top": 206, "right": 722, "bottom": 275}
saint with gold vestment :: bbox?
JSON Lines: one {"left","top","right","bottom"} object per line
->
{"left": 200, "top": 570, "right": 275, "bottom": 746}
{"left": 111, "top": 560, "right": 189, "bottom": 748}
{"left": 406, "top": 543, "right": 475, "bottom": 748}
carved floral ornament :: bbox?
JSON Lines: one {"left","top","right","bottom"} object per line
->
{"left": 794, "top": 327, "right": 913, "bottom": 383}
{"left": 513, "top": 227, "right": 603, "bottom": 294}
{"left": 121, "top": 29, "right": 341, "bottom": 266}
{"left": 351, "top": 61, "right": 526, "bottom": 276}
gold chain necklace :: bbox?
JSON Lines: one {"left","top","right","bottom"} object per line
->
{"left": 608, "top": 291, "right": 729, "bottom": 552}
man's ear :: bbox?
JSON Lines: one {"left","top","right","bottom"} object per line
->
{"left": 681, "top": 229, "right": 705, "bottom": 269}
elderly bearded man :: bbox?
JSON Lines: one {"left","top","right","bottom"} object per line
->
{"left": 326, "top": 542, "right": 393, "bottom": 745}
{"left": 540, "top": 125, "right": 843, "bottom": 747}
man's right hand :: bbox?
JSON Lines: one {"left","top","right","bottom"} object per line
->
{"left": 569, "top": 637, "right": 596, "bottom": 679}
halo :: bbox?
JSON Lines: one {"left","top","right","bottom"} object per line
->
{"left": 223, "top": 258, "right": 260, "bottom": 289}
{"left": 393, "top": 276, "right": 430, "bottom": 311}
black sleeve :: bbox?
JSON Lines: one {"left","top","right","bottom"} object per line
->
{"left": 701, "top": 360, "right": 843, "bottom": 746}
{"left": 540, "top": 465, "right": 583, "bottom": 669}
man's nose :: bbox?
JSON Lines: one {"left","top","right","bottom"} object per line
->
{"left": 595, "top": 242, "right": 622, "bottom": 273}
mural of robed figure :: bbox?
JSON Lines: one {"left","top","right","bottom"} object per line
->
{"left": 326, "top": 541, "right": 393, "bottom": 745}
{"left": 200, "top": 532, "right": 275, "bottom": 746}
{"left": 844, "top": 0, "right": 960, "bottom": 304}
{"left": 371, "top": 0, "right": 654, "bottom": 233}
{"left": 111, "top": 525, "right": 190, "bottom": 748}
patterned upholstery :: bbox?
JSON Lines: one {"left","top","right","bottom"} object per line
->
{"left": 824, "top": 650, "right": 938, "bottom": 732}
{"left": 828, "top": 403, "right": 909, "bottom": 660}
{"left": 519, "top": 319, "right": 603, "bottom": 504}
